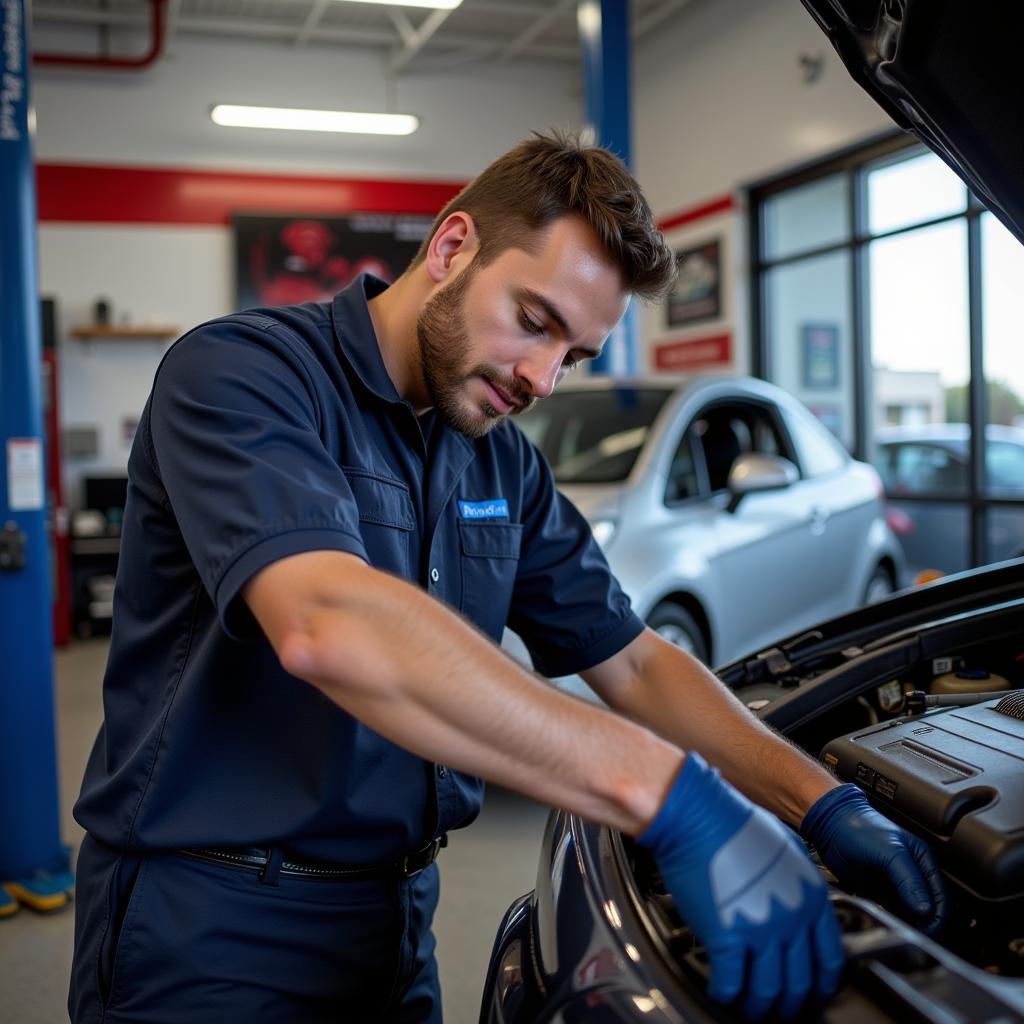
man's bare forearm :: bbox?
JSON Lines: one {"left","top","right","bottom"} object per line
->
{"left": 585, "top": 630, "right": 837, "bottom": 827}
{"left": 245, "top": 550, "right": 683, "bottom": 836}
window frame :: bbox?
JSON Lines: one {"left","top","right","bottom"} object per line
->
{"left": 748, "top": 130, "right": 1021, "bottom": 569}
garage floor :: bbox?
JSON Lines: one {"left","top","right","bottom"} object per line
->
{"left": 0, "top": 640, "right": 550, "bottom": 1024}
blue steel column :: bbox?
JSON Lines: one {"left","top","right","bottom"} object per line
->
{"left": 578, "top": 0, "right": 638, "bottom": 376}
{"left": 0, "top": 0, "right": 71, "bottom": 896}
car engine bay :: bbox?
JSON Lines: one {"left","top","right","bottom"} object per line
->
{"left": 820, "top": 688, "right": 1023, "bottom": 977}
{"left": 782, "top": 626, "right": 1024, "bottom": 982}
{"left": 626, "top": 601, "right": 1024, "bottom": 1020}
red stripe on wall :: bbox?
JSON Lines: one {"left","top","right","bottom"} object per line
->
{"left": 36, "top": 164, "right": 466, "bottom": 225}
{"left": 657, "top": 195, "right": 735, "bottom": 233}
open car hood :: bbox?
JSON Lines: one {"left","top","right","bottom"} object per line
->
{"left": 802, "top": 0, "right": 1024, "bottom": 245}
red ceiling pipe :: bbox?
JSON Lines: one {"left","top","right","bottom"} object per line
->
{"left": 33, "top": 0, "right": 167, "bottom": 70}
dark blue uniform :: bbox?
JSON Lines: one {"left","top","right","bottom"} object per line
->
{"left": 70, "top": 275, "right": 642, "bottom": 1023}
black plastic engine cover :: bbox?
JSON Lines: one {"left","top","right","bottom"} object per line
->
{"left": 821, "top": 700, "right": 1024, "bottom": 902}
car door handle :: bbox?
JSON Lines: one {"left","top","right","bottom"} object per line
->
{"left": 809, "top": 506, "right": 830, "bottom": 535}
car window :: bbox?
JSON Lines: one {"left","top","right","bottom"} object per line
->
{"left": 515, "top": 387, "right": 673, "bottom": 484}
{"left": 986, "top": 441, "right": 1024, "bottom": 492}
{"left": 785, "top": 404, "right": 848, "bottom": 477}
{"left": 879, "top": 442, "right": 967, "bottom": 494}
{"left": 664, "top": 429, "right": 701, "bottom": 503}
{"left": 693, "top": 401, "right": 790, "bottom": 492}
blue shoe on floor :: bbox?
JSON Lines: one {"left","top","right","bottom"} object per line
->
{"left": 3, "top": 869, "right": 75, "bottom": 913}
{"left": 0, "top": 886, "right": 18, "bottom": 918}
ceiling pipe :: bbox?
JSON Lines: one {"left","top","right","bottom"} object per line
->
{"left": 33, "top": 0, "right": 166, "bottom": 70}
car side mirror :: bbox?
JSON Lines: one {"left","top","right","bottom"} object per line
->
{"left": 726, "top": 453, "right": 799, "bottom": 513}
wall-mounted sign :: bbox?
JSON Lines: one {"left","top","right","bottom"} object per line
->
{"left": 667, "top": 239, "right": 721, "bottom": 327}
{"left": 801, "top": 323, "right": 840, "bottom": 390}
{"left": 234, "top": 212, "right": 433, "bottom": 310}
{"left": 653, "top": 333, "right": 732, "bottom": 373}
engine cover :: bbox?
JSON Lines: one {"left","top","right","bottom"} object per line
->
{"left": 821, "top": 699, "right": 1024, "bottom": 903}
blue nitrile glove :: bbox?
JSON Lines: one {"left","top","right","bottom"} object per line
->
{"left": 639, "top": 753, "right": 845, "bottom": 1020}
{"left": 800, "top": 784, "right": 945, "bottom": 935}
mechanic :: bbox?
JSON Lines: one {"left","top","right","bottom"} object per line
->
{"left": 69, "top": 132, "right": 944, "bottom": 1024}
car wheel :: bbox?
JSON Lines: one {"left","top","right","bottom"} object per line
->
{"left": 863, "top": 564, "right": 894, "bottom": 605}
{"left": 646, "top": 601, "right": 708, "bottom": 662}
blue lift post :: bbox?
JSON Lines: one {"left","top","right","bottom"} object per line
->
{"left": 0, "top": 0, "right": 75, "bottom": 915}
{"left": 578, "top": 0, "right": 639, "bottom": 377}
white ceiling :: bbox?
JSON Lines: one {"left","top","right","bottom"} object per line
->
{"left": 33, "top": 0, "right": 697, "bottom": 76}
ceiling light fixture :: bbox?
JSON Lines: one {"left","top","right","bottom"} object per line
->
{"left": 332, "top": 0, "right": 463, "bottom": 8}
{"left": 210, "top": 105, "right": 419, "bottom": 136}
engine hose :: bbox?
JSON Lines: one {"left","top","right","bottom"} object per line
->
{"left": 906, "top": 688, "right": 1021, "bottom": 714}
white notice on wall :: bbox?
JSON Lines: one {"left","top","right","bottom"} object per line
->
{"left": 6, "top": 438, "right": 44, "bottom": 511}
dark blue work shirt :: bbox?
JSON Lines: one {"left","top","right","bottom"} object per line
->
{"left": 74, "top": 274, "right": 643, "bottom": 864}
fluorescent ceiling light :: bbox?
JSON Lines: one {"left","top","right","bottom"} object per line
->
{"left": 334, "top": 0, "right": 462, "bottom": 7}
{"left": 211, "top": 105, "right": 419, "bottom": 136}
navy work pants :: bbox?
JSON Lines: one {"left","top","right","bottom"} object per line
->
{"left": 69, "top": 834, "right": 443, "bottom": 1023}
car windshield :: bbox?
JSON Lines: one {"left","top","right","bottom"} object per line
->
{"left": 515, "top": 387, "right": 673, "bottom": 483}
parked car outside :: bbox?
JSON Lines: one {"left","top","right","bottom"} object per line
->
{"left": 875, "top": 423, "right": 1024, "bottom": 575}
{"left": 508, "top": 375, "right": 902, "bottom": 670}
{"left": 481, "top": 559, "right": 1024, "bottom": 1023}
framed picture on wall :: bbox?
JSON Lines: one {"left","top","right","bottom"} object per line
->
{"left": 666, "top": 239, "right": 721, "bottom": 327}
{"left": 800, "top": 323, "right": 840, "bottom": 390}
{"left": 234, "top": 212, "right": 434, "bottom": 310}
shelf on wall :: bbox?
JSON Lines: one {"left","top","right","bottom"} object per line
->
{"left": 70, "top": 325, "right": 179, "bottom": 340}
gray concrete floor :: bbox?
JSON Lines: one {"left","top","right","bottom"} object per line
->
{"left": 0, "top": 639, "right": 550, "bottom": 1023}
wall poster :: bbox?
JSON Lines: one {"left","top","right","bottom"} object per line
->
{"left": 234, "top": 212, "right": 434, "bottom": 310}
{"left": 667, "top": 239, "right": 721, "bottom": 327}
{"left": 800, "top": 323, "right": 840, "bottom": 390}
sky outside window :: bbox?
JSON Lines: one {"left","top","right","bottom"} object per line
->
{"left": 867, "top": 152, "right": 970, "bottom": 409}
{"left": 867, "top": 150, "right": 967, "bottom": 235}
{"left": 869, "top": 219, "right": 969, "bottom": 393}
{"left": 982, "top": 212, "right": 1024, "bottom": 413}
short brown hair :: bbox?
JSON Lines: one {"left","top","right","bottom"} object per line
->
{"left": 411, "top": 130, "right": 677, "bottom": 302}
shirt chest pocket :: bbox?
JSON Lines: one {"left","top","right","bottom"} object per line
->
{"left": 458, "top": 521, "right": 523, "bottom": 642}
{"left": 346, "top": 469, "right": 415, "bottom": 577}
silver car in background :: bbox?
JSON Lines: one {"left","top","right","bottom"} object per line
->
{"left": 512, "top": 375, "right": 903, "bottom": 667}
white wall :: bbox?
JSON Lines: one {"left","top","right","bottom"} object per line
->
{"left": 634, "top": 0, "right": 892, "bottom": 215}
{"left": 32, "top": 32, "right": 581, "bottom": 178}
{"left": 634, "top": 0, "right": 896, "bottom": 375}
{"left": 39, "top": 225, "right": 230, "bottom": 503}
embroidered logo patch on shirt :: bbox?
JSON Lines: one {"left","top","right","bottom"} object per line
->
{"left": 458, "top": 499, "right": 509, "bottom": 520}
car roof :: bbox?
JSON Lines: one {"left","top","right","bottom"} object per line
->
{"left": 553, "top": 373, "right": 787, "bottom": 401}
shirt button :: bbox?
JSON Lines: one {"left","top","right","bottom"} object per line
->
{"left": 430, "top": 567, "right": 440, "bottom": 584}
{"left": 437, "top": 765, "right": 447, "bottom": 778}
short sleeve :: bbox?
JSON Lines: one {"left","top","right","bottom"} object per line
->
{"left": 146, "top": 316, "right": 368, "bottom": 638}
{"left": 507, "top": 438, "right": 644, "bottom": 677}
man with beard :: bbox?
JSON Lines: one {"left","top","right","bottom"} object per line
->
{"left": 70, "top": 133, "right": 943, "bottom": 1024}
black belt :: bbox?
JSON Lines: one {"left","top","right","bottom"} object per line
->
{"left": 178, "top": 835, "right": 446, "bottom": 882}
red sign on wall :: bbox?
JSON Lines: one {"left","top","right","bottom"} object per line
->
{"left": 653, "top": 333, "right": 732, "bottom": 372}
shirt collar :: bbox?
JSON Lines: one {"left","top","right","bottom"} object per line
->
{"left": 330, "top": 272, "right": 475, "bottom": 459}
{"left": 331, "top": 273, "right": 403, "bottom": 404}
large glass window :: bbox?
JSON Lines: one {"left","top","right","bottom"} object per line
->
{"left": 752, "top": 136, "right": 1024, "bottom": 579}
{"left": 764, "top": 252, "right": 854, "bottom": 450}
{"left": 866, "top": 151, "right": 967, "bottom": 235}
{"left": 869, "top": 219, "right": 969, "bottom": 443}
{"left": 762, "top": 174, "right": 850, "bottom": 261}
